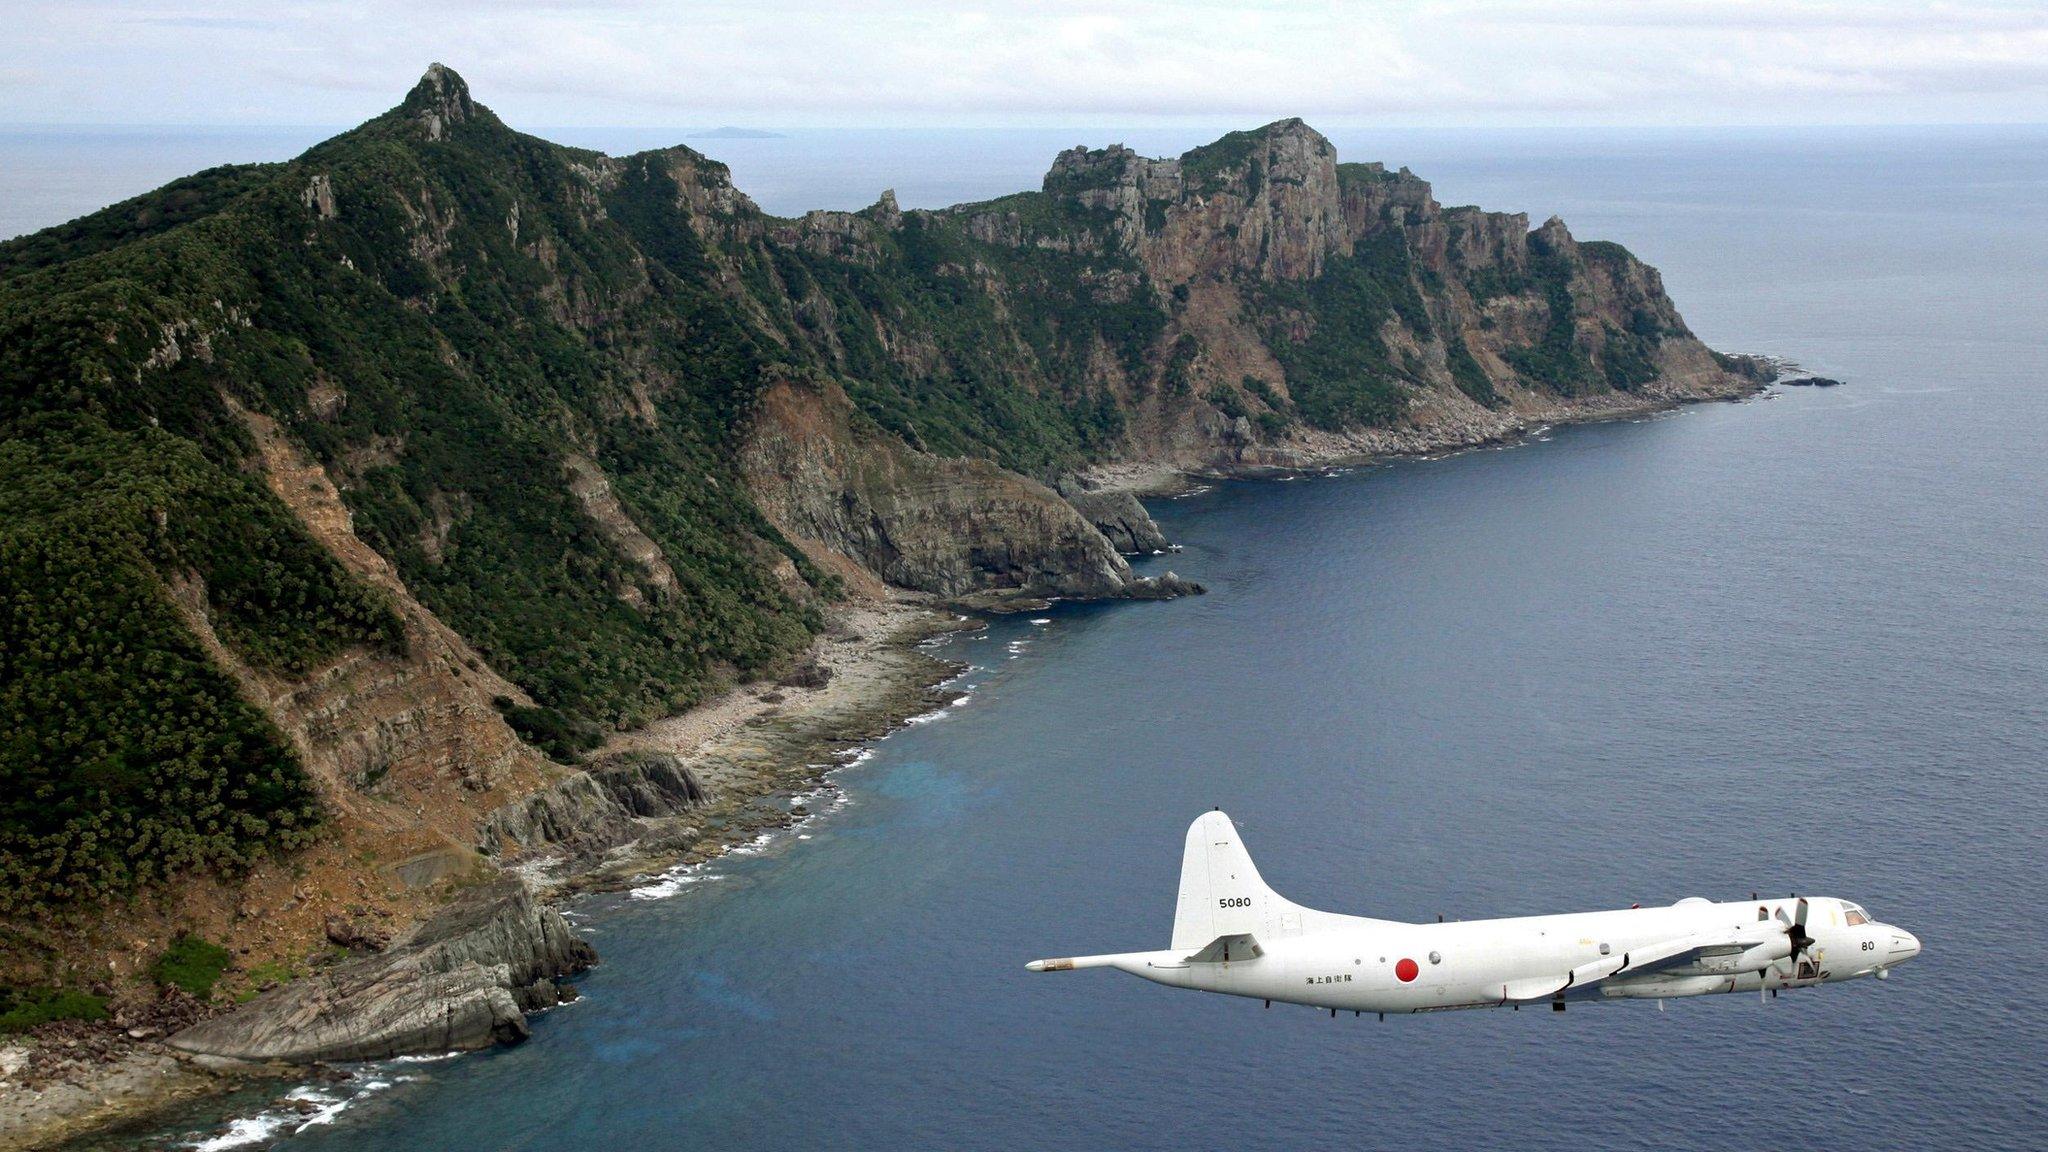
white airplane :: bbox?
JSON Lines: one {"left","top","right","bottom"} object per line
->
{"left": 1028, "top": 811, "right": 1921, "bottom": 1014}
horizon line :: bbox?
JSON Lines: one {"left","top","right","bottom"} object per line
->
{"left": 2, "top": 120, "right": 2045, "bottom": 135}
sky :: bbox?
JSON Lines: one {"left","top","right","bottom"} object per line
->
{"left": 1, "top": 0, "right": 2044, "bottom": 128}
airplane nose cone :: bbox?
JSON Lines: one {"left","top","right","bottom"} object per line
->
{"left": 1888, "top": 929, "right": 1922, "bottom": 962}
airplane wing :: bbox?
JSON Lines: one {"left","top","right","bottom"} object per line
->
{"left": 1498, "top": 928, "right": 1777, "bottom": 1003}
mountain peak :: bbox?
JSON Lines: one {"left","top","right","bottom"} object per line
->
{"left": 403, "top": 63, "right": 475, "bottom": 141}
{"left": 1235, "top": 117, "right": 1333, "bottom": 155}
{"left": 1255, "top": 116, "right": 1317, "bottom": 139}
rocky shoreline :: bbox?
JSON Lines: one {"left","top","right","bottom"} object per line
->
{"left": 1082, "top": 360, "right": 1777, "bottom": 497}
{"left": 0, "top": 599, "right": 970, "bottom": 1151}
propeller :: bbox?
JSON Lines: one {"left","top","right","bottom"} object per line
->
{"left": 1775, "top": 896, "right": 1815, "bottom": 974}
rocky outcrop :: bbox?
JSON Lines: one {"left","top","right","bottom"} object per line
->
{"left": 564, "top": 453, "right": 680, "bottom": 607}
{"left": 480, "top": 752, "right": 707, "bottom": 857}
{"left": 740, "top": 377, "right": 1135, "bottom": 601}
{"left": 1057, "top": 481, "right": 1171, "bottom": 554}
{"left": 168, "top": 879, "right": 593, "bottom": 1063}
{"left": 405, "top": 62, "right": 478, "bottom": 143}
{"left": 1123, "top": 571, "right": 1205, "bottom": 600}
{"left": 1024, "top": 120, "right": 1348, "bottom": 283}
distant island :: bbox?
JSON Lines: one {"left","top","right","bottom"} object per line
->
{"left": 0, "top": 62, "right": 1775, "bottom": 1146}
{"left": 686, "top": 125, "right": 786, "bottom": 139}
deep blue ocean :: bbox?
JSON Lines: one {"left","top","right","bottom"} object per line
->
{"left": 15, "top": 124, "right": 2046, "bottom": 1150}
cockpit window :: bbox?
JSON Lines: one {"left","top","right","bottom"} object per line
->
{"left": 1844, "top": 905, "right": 1870, "bottom": 927}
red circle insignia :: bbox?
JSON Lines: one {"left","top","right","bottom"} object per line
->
{"left": 1395, "top": 957, "right": 1420, "bottom": 982}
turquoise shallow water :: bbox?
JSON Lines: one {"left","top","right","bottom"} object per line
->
{"left": 24, "top": 125, "right": 2048, "bottom": 1150}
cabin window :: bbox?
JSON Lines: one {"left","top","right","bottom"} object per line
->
{"left": 1428, "top": 951, "right": 1442, "bottom": 965}
{"left": 1758, "top": 906, "right": 1770, "bottom": 921}
{"left": 1599, "top": 943, "right": 1611, "bottom": 956}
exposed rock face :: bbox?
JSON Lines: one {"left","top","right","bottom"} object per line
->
{"left": 214, "top": 402, "right": 550, "bottom": 800}
{"left": 300, "top": 174, "right": 337, "bottom": 221}
{"left": 169, "top": 879, "right": 593, "bottom": 1063}
{"left": 1057, "top": 482, "right": 1171, "bottom": 554}
{"left": 406, "top": 62, "right": 476, "bottom": 143}
{"left": 564, "top": 453, "right": 680, "bottom": 606}
{"left": 741, "top": 378, "right": 1135, "bottom": 600}
{"left": 1028, "top": 120, "right": 1346, "bottom": 283}
{"left": 481, "top": 752, "right": 707, "bottom": 856}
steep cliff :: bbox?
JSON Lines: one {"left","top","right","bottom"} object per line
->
{"left": 739, "top": 376, "right": 1132, "bottom": 599}
{"left": 0, "top": 65, "right": 1759, "bottom": 1024}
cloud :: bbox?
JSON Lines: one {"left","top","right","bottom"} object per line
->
{"left": 128, "top": 14, "right": 276, "bottom": 29}
{"left": 3, "top": 0, "right": 2044, "bottom": 125}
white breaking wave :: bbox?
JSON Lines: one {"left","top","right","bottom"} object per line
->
{"left": 186, "top": 1076, "right": 412, "bottom": 1150}
{"left": 905, "top": 692, "right": 971, "bottom": 725}
{"left": 724, "top": 830, "right": 778, "bottom": 856}
{"left": 628, "top": 869, "right": 726, "bottom": 900}
{"left": 631, "top": 749, "right": 872, "bottom": 901}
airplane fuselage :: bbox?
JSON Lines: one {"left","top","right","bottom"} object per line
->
{"left": 1070, "top": 896, "right": 1920, "bottom": 1013}
{"left": 1028, "top": 812, "right": 1922, "bottom": 1013}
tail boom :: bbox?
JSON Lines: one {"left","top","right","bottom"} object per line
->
{"left": 1026, "top": 951, "right": 1179, "bottom": 974}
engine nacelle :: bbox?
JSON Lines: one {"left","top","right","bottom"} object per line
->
{"left": 1689, "top": 937, "right": 1791, "bottom": 975}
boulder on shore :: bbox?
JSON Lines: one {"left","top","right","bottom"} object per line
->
{"left": 1122, "top": 571, "right": 1205, "bottom": 600}
{"left": 169, "top": 879, "right": 593, "bottom": 1064}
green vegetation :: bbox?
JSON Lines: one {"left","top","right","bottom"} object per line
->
{"left": 1502, "top": 246, "right": 1601, "bottom": 396}
{"left": 237, "top": 959, "right": 299, "bottom": 1000}
{"left": 0, "top": 163, "right": 283, "bottom": 277}
{"left": 1181, "top": 129, "right": 1262, "bottom": 192}
{"left": 496, "top": 700, "right": 606, "bottom": 764}
{"left": 1461, "top": 264, "right": 1530, "bottom": 302}
{"left": 1599, "top": 324, "right": 1661, "bottom": 390}
{"left": 151, "top": 934, "right": 233, "bottom": 1000}
{"left": 1576, "top": 239, "right": 1635, "bottom": 265}
{"left": 1204, "top": 384, "right": 1248, "bottom": 419}
{"left": 0, "top": 986, "right": 109, "bottom": 1033}
{"left": 1163, "top": 335, "right": 1200, "bottom": 398}
{"left": 0, "top": 417, "right": 374, "bottom": 913}
{"left": 1, "top": 86, "right": 821, "bottom": 740}
{"left": 1335, "top": 162, "right": 1402, "bottom": 191}
{"left": 1242, "top": 377, "right": 1286, "bottom": 413}
{"left": 1446, "top": 333, "right": 1503, "bottom": 407}
{"left": 1253, "top": 232, "right": 1428, "bottom": 430}
{"left": 758, "top": 204, "right": 1165, "bottom": 473}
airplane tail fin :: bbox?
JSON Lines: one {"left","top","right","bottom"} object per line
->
{"left": 1171, "top": 810, "right": 1285, "bottom": 951}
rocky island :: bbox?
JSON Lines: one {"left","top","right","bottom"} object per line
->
{"left": 0, "top": 65, "right": 1771, "bottom": 1147}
